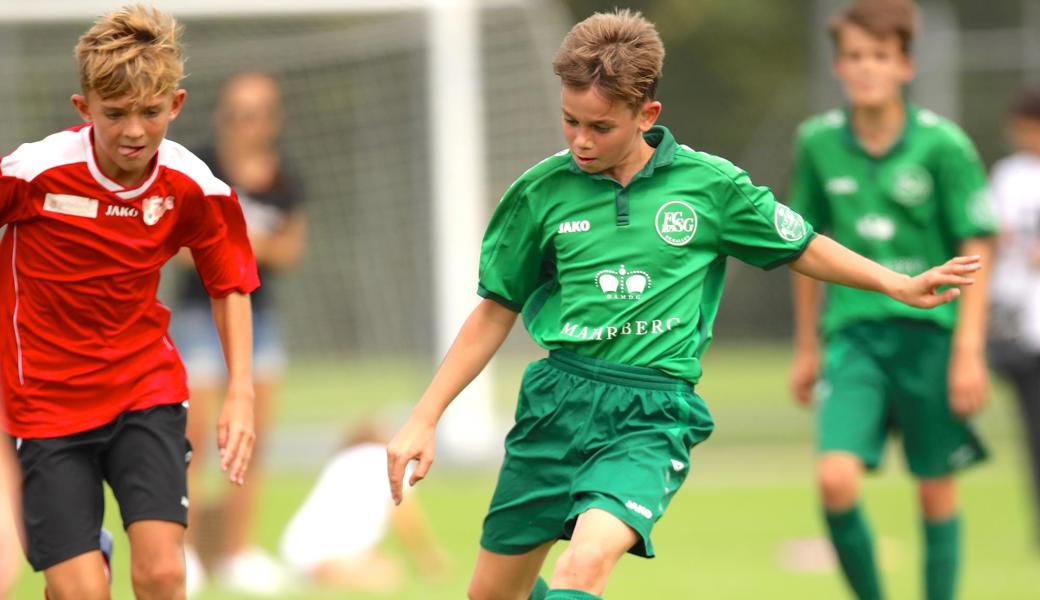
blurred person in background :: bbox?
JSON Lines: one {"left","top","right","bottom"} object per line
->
{"left": 987, "top": 87, "right": 1040, "bottom": 548}
{"left": 170, "top": 71, "right": 307, "bottom": 595}
{"left": 280, "top": 424, "right": 449, "bottom": 594}
{"left": 787, "top": 1, "right": 995, "bottom": 599}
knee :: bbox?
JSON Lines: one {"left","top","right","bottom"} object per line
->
{"left": 131, "top": 554, "right": 185, "bottom": 596}
{"left": 46, "top": 580, "right": 110, "bottom": 600}
{"left": 918, "top": 478, "right": 957, "bottom": 519}
{"left": 817, "top": 455, "right": 862, "bottom": 509}
{"left": 551, "top": 541, "right": 613, "bottom": 590}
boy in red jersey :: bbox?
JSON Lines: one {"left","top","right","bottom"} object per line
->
{"left": 0, "top": 5, "right": 259, "bottom": 599}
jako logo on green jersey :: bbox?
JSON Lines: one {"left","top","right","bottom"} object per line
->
{"left": 774, "top": 204, "right": 807, "bottom": 242}
{"left": 594, "top": 264, "right": 652, "bottom": 300}
{"left": 558, "top": 219, "right": 591, "bottom": 234}
{"left": 890, "top": 165, "right": 933, "bottom": 207}
{"left": 655, "top": 200, "right": 698, "bottom": 246}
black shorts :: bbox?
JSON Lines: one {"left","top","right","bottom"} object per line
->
{"left": 13, "top": 403, "right": 192, "bottom": 571}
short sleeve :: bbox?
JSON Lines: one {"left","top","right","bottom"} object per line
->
{"left": 719, "top": 169, "right": 816, "bottom": 270}
{"left": 476, "top": 180, "right": 546, "bottom": 311}
{"left": 936, "top": 132, "right": 996, "bottom": 240}
{"left": 0, "top": 157, "right": 36, "bottom": 226}
{"left": 786, "top": 133, "right": 831, "bottom": 233}
{"left": 180, "top": 189, "right": 260, "bottom": 298}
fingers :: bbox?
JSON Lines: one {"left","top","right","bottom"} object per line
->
{"left": 216, "top": 420, "right": 229, "bottom": 460}
{"left": 409, "top": 453, "right": 433, "bottom": 487}
{"left": 220, "top": 425, "right": 255, "bottom": 485}
{"left": 387, "top": 447, "right": 406, "bottom": 505}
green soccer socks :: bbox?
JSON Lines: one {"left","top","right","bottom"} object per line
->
{"left": 826, "top": 504, "right": 883, "bottom": 600}
{"left": 923, "top": 514, "right": 960, "bottom": 600}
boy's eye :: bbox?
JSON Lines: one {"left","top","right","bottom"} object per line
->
{"left": 105, "top": 112, "right": 122, "bottom": 119}
{"left": 564, "top": 117, "right": 578, "bottom": 125}
{"left": 594, "top": 125, "right": 613, "bottom": 133}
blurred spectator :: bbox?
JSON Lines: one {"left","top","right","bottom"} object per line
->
{"left": 987, "top": 87, "right": 1040, "bottom": 546}
{"left": 170, "top": 71, "right": 307, "bottom": 595}
{"left": 280, "top": 425, "right": 449, "bottom": 593}
{"left": 0, "top": 431, "right": 22, "bottom": 600}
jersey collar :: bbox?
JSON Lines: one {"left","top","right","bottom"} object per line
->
{"left": 841, "top": 101, "right": 918, "bottom": 161}
{"left": 81, "top": 125, "right": 162, "bottom": 201}
{"left": 567, "top": 125, "right": 679, "bottom": 183}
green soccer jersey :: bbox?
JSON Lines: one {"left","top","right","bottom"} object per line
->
{"left": 477, "top": 126, "right": 814, "bottom": 384}
{"left": 788, "top": 104, "right": 996, "bottom": 336}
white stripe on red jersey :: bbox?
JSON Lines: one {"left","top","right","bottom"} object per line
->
{"left": 0, "top": 124, "right": 259, "bottom": 438}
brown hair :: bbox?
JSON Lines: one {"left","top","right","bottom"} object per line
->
{"left": 75, "top": 4, "right": 184, "bottom": 103}
{"left": 1013, "top": 88, "right": 1040, "bottom": 121}
{"left": 830, "top": 0, "right": 918, "bottom": 56}
{"left": 552, "top": 8, "right": 664, "bottom": 109}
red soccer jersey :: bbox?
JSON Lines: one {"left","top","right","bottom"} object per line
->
{"left": 0, "top": 124, "right": 259, "bottom": 438}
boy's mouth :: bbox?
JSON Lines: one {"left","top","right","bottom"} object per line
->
{"left": 119, "top": 145, "right": 146, "bottom": 159}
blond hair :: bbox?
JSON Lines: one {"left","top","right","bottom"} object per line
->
{"left": 75, "top": 4, "right": 184, "bottom": 102}
{"left": 830, "top": 0, "right": 918, "bottom": 56}
{"left": 552, "top": 9, "right": 664, "bottom": 109}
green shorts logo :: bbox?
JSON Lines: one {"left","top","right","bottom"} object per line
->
{"left": 774, "top": 204, "right": 806, "bottom": 242}
{"left": 655, "top": 200, "right": 698, "bottom": 246}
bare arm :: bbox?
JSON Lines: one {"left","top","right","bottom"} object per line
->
{"left": 249, "top": 213, "right": 307, "bottom": 271}
{"left": 0, "top": 433, "right": 22, "bottom": 598}
{"left": 386, "top": 298, "right": 518, "bottom": 504}
{"left": 210, "top": 292, "right": 256, "bottom": 485}
{"left": 789, "top": 235, "right": 980, "bottom": 308}
{"left": 948, "top": 237, "right": 995, "bottom": 417}
{"left": 789, "top": 272, "right": 823, "bottom": 406}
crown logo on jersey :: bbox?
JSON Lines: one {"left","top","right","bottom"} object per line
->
{"left": 594, "top": 264, "right": 652, "bottom": 300}
{"left": 142, "top": 195, "right": 175, "bottom": 226}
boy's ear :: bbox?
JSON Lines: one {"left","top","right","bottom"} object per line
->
{"left": 639, "top": 100, "right": 662, "bottom": 131}
{"left": 70, "top": 94, "right": 92, "bottom": 123}
{"left": 168, "top": 89, "right": 187, "bottom": 121}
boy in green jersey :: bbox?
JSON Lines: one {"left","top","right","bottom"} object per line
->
{"left": 388, "top": 8, "right": 981, "bottom": 600}
{"left": 787, "top": 1, "right": 995, "bottom": 599}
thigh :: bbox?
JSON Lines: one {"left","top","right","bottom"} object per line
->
{"left": 16, "top": 434, "right": 105, "bottom": 571}
{"left": 817, "top": 331, "right": 890, "bottom": 470}
{"left": 469, "top": 542, "right": 554, "bottom": 600}
{"left": 568, "top": 390, "right": 713, "bottom": 558}
{"left": 481, "top": 361, "right": 580, "bottom": 555}
{"left": 103, "top": 404, "right": 191, "bottom": 529}
{"left": 126, "top": 520, "right": 185, "bottom": 576}
{"left": 891, "top": 327, "right": 987, "bottom": 477}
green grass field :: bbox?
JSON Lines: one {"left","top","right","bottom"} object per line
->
{"left": 12, "top": 342, "right": 1040, "bottom": 598}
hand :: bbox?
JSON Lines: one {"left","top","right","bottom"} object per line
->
{"left": 891, "top": 256, "right": 981, "bottom": 308}
{"left": 386, "top": 415, "right": 436, "bottom": 505}
{"left": 948, "top": 348, "right": 989, "bottom": 418}
{"left": 790, "top": 347, "right": 820, "bottom": 407}
{"left": 217, "top": 380, "right": 256, "bottom": 485}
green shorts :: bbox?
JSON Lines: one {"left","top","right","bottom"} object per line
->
{"left": 480, "top": 350, "right": 714, "bottom": 558}
{"left": 817, "top": 319, "right": 987, "bottom": 478}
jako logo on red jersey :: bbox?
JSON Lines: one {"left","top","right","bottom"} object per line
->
{"left": 105, "top": 205, "right": 139, "bottom": 218}
{"left": 142, "top": 196, "right": 175, "bottom": 226}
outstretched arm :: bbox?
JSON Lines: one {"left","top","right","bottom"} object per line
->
{"left": 210, "top": 292, "right": 256, "bottom": 485}
{"left": 386, "top": 298, "right": 518, "bottom": 504}
{"left": 789, "top": 235, "right": 980, "bottom": 308}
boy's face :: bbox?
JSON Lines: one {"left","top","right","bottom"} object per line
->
{"left": 832, "top": 24, "right": 913, "bottom": 110}
{"left": 71, "top": 89, "right": 186, "bottom": 187}
{"left": 1010, "top": 116, "right": 1040, "bottom": 156}
{"left": 560, "top": 85, "right": 660, "bottom": 176}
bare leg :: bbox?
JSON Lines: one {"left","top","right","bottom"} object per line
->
{"left": 549, "top": 509, "right": 638, "bottom": 595}
{"left": 311, "top": 550, "right": 404, "bottom": 593}
{"left": 221, "top": 377, "right": 276, "bottom": 556}
{"left": 43, "top": 552, "right": 110, "bottom": 600}
{"left": 127, "top": 520, "right": 186, "bottom": 600}
{"left": 468, "top": 541, "right": 555, "bottom": 600}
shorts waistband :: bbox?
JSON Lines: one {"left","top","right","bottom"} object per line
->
{"left": 547, "top": 350, "right": 692, "bottom": 392}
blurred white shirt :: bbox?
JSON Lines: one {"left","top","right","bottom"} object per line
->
{"left": 280, "top": 442, "right": 413, "bottom": 572}
{"left": 990, "top": 152, "right": 1040, "bottom": 351}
